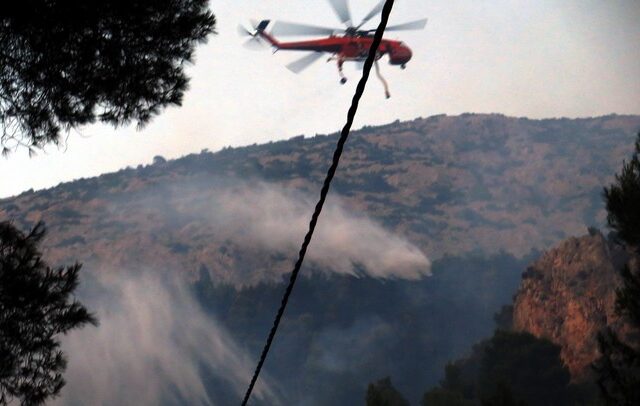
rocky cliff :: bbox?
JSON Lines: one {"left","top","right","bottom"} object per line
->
{"left": 513, "top": 231, "right": 637, "bottom": 381}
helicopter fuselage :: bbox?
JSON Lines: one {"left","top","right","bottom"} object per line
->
{"left": 259, "top": 30, "right": 412, "bottom": 66}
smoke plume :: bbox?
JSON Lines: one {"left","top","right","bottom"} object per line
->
{"left": 197, "top": 180, "right": 431, "bottom": 281}
{"left": 55, "top": 272, "right": 281, "bottom": 406}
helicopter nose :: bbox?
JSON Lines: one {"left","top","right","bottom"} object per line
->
{"left": 400, "top": 45, "right": 412, "bottom": 62}
{"left": 390, "top": 45, "right": 412, "bottom": 65}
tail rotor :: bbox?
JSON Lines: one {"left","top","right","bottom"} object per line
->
{"left": 237, "top": 20, "right": 270, "bottom": 50}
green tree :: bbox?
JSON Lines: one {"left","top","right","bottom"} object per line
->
{"left": 480, "top": 382, "right": 527, "bottom": 406}
{"left": 439, "top": 353, "right": 483, "bottom": 400}
{"left": 421, "top": 387, "right": 471, "bottom": 406}
{"left": 603, "top": 133, "right": 640, "bottom": 249}
{"left": 422, "top": 330, "right": 571, "bottom": 406}
{"left": 478, "top": 331, "right": 570, "bottom": 406}
{"left": 1, "top": 0, "right": 216, "bottom": 152}
{"left": 595, "top": 132, "right": 640, "bottom": 405}
{"left": 0, "top": 222, "right": 97, "bottom": 405}
{"left": 366, "top": 377, "right": 410, "bottom": 406}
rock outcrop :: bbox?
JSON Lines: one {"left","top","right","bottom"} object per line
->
{"left": 513, "top": 231, "right": 637, "bottom": 381}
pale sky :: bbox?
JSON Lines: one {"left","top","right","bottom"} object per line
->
{"left": 1, "top": 0, "right": 639, "bottom": 198}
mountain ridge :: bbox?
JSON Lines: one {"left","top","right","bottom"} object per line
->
{"left": 6, "top": 113, "right": 640, "bottom": 200}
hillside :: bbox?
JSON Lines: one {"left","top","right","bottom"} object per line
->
{"left": 1, "top": 113, "right": 639, "bottom": 283}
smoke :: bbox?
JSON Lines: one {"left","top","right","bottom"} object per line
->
{"left": 52, "top": 178, "right": 430, "bottom": 404}
{"left": 55, "top": 272, "right": 281, "bottom": 406}
{"left": 306, "top": 315, "right": 394, "bottom": 373}
{"left": 199, "top": 180, "right": 431, "bottom": 281}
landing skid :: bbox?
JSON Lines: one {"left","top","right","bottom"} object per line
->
{"left": 331, "top": 54, "right": 389, "bottom": 98}
{"left": 374, "top": 60, "right": 390, "bottom": 98}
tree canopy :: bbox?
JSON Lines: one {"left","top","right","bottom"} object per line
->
{"left": 0, "top": 0, "right": 216, "bottom": 153}
{"left": 421, "top": 330, "right": 572, "bottom": 406}
{"left": 366, "top": 377, "right": 410, "bottom": 406}
{"left": 0, "top": 221, "right": 96, "bottom": 405}
{"left": 604, "top": 134, "right": 640, "bottom": 250}
{"left": 596, "top": 132, "right": 640, "bottom": 405}
{"left": 477, "top": 331, "right": 570, "bottom": 406}
{"left": 421, "top": 387, "right": 471, "bottom": 406}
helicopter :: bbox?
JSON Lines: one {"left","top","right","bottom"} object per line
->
{"left": 238, "top": 0, "right": 427, "bottom": 98}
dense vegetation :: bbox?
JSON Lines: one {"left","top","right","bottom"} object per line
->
{"left": 367, "top": 377, "right": 410, "bottom": 406}
{"left": 419, "top": 330, "right": 593, "bottom": 405}
{"left": 595, "top": 133, "right": 640, "bottom": 405}
{"left": 0, "top": 222, "right": 96, "bottom": 405}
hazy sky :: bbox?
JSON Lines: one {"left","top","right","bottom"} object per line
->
{"left": 1, "top": 0, "right": 639, "bottom": 198}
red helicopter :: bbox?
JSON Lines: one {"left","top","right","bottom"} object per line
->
{"left": 239, "top": 0, "right": 427, "bottom": 98}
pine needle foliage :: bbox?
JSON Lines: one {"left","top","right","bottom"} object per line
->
{"left": 0, "top": 222, "right": 97, "bottom": 405}
{"left": 595, "top": 132, "right": 640, "bottom": 405}
{"left": 0, "top": 0, "right": 216, "bottom": 152}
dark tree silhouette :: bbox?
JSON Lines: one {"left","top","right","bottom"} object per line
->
{"left": 595, "top": 132, "right": 640, "bottom": 405}
{"left": 477, "top": 331, "right": 570, "bottom": 406}
{"left": 604, "top": 134, "right": 640, "bottom": 250}
{"left": 1, "top": 0, "right": 216, "bottom": 153}
{"left": 480, "top": 382, "right": 527, "bottom": 406}
{"left": 0, "top": 221, "right": 97, "bottom": 405}
{"left": 366, "top": 377, "right": 410, "bottom": 406}
{"left": 421, "top": 387, "right": 471, "bottom": 406}
{"left": 422, "top": 331, "right": 572, "bottom": 406}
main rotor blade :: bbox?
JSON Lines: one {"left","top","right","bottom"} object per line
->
{"left": 271, "top": 21, "right": 341, "bottom": 37}
{"left": 286, "top": 52, "right": 324, "bottom": 73}
{"left": 355, "top": 0, "right": 385, "bottom": 29}
{"left": 383, "top": 18, "right": 428, "bottom": 32}
{"left": 327, "top": 0, "right": 352, "bottom": 26}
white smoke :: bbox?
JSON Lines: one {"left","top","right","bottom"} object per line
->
{"left": 202, "top": 180, "right": 431, "bottom": 280}
{"left": 55, "top": 272, "right": 281, "bottom": 406}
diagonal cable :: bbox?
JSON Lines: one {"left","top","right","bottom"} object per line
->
{"left": 241, "top": 1, "right": 395, "bottom": 404}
